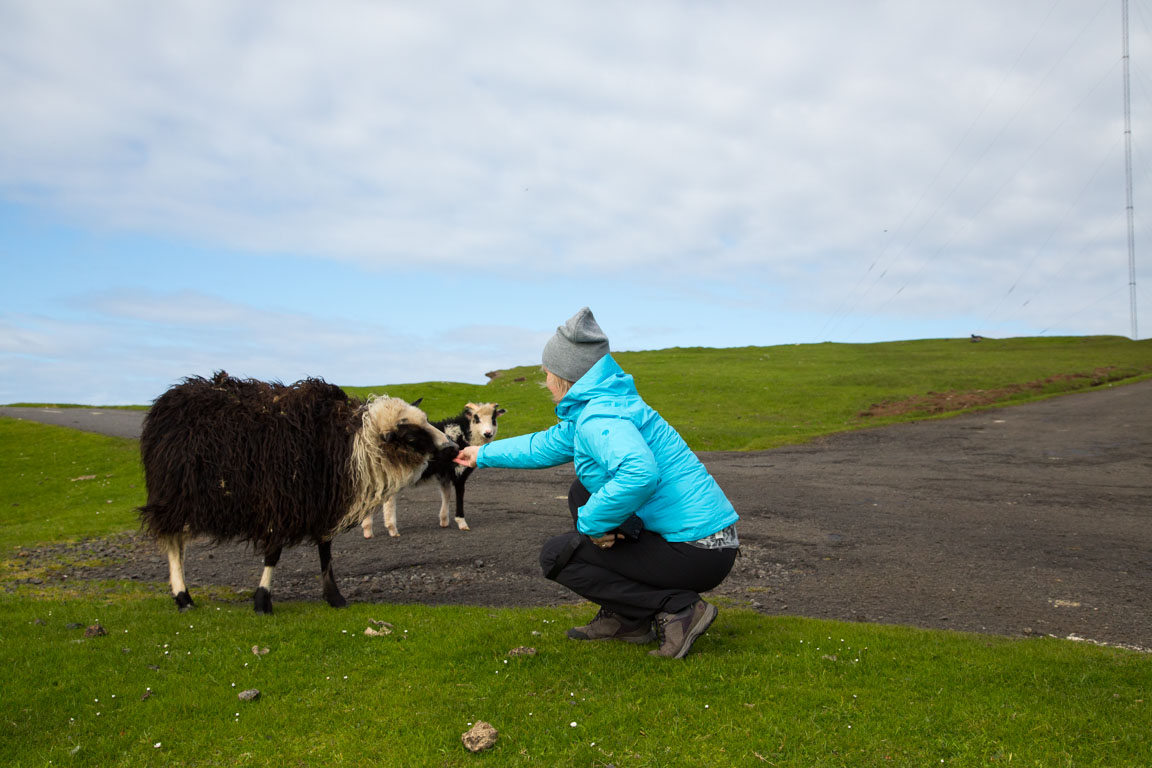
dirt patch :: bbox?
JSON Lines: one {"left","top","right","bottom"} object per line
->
{"left": 6, "top": 379, "right": 1152, "bottom": 649}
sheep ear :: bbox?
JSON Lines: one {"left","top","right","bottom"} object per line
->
{"left": 409, "top": 398, "right": 423, "bottom": 408}
{"left": 496, "top": 407, "right": 507, "bottom": 417}
{"left": 380, "top": 430, "right": 395, "bottom": 444}
{"left": 464, "top": 402, "right": 478, "bottom": 415}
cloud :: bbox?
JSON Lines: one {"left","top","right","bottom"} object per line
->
{"left": 1, "top": 2, "right": 1132, "bottom": 278}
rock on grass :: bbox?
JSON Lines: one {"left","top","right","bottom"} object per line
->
{"left": 461, "top": 721, "right": 498, "bottom": 752}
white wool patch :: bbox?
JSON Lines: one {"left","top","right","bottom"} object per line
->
{"left": 445, "top": 423, "right": 464, "bottom": 443}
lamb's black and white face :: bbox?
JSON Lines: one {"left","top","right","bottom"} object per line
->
{"left": 464, "top": 402, "right": 507, "bottom": 445}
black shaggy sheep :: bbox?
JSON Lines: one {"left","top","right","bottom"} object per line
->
{"left": 138, "top": 372, "right": 458, "bottom": 614}
{"left": 361, "top": 402, "right": 506, "bottom": 538}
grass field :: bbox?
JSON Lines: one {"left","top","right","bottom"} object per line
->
{"left": 2, "top": 336, "right": 1151, "bottom": 766}
{"left": 346, "top": 335, "right": 1152, "bottom": 451}
{"left": 3, "top": 596, "right": 1149, "bottom": 767}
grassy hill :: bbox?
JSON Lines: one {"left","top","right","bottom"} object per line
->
{"left": 346, "top": 335, "right": 1152, "bottom": 451}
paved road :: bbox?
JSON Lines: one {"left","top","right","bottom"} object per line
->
{"left": 0, "top": 406, "right": 146, "bottom": 439}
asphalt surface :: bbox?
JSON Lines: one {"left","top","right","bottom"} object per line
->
{"left": 0, "top": 406, "right": 146, "bottom": 439}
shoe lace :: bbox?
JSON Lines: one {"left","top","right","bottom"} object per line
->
{"left": 654, "top": 614, "right": 669, "bottom": 646}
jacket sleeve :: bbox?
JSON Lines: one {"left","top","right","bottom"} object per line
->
{"left": 574, "top": 416, "right": 660, "bottom": 537}
{"left": 476, "top": 421, "right": 575, "bottom": 469}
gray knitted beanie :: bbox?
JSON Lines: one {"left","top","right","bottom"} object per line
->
{"left": 541, "top": 307, "right": 610, "bottom": 383}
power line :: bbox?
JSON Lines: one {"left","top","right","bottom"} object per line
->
{"left": 828, "top": 1, "right": 1118, "bottom": 341}
{"left": 1038, "top": 284, "right": 1128, "bottom": 334}
{"left": 988, "top": 209, "right": 1126, "bottom": 333}
{"left": 847, "top": 55, "right": 1121, "bottom": 340}
{"left": 979, "top": 135, "right": 1123, "bottom": 330}
{"left": 818, "top": 0, "right": 1067, "bottom": 340}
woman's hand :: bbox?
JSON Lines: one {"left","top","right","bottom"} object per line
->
{"left": 454, "top": 445, "right": 479, "bottom": 468}
{"left": 590, "top": 532, "right": 622, "bottom": 549}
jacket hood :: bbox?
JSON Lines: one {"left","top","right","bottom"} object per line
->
{"left": 555, "top": 354, "right": 634, "bottom": 420}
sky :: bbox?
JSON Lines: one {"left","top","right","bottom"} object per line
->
{"left": 2, "top": 0, "right": 1150, "bottom": 405}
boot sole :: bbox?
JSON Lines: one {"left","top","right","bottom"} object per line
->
{"left": 620, "top": 628, "right": 657, "bottom": 644}
{"left": 568, "top": 628, "right": 656, "bottom": 643}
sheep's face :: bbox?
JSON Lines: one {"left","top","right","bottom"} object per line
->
{"left": 463, "top": 402, "right": 507, "bottom": 445}
{"left": 364, "top": 397, "right": 458, "bottom": 472}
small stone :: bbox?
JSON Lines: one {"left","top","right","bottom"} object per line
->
{"left": 461, "top": 721, "right": 498, "bottom": 752}
{"left": 237, "top": 689, "right": 260, "bottom": 702}
{"left": 84, "top": 624, "right": 107, "bottom": 637}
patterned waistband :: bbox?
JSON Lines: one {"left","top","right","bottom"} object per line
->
{"left": 686, "top": 524, "right": 739, "bottom": 550}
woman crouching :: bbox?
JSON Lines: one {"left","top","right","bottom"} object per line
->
{"left": 454, "top": 307, "right": 739, "bottom": 659}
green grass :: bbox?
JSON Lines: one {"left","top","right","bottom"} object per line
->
{"left": 0, "top": 419, "right": 144, "bottom": 552}
{"left": 2, "top": 592, "right": 1149, "bottom": 767}
{"left": 347, "top": 335, "right": 1152, "bottom": 451}
{"left": 2, "top": 336, "right": 1152, "bottom": 766}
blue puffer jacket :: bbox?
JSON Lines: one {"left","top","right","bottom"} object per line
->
{"left": 477, "top": 354, "right": 739, "bottom": 541}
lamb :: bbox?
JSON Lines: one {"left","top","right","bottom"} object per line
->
{"left": 361, "top": 402, "right": 506, "bottom": 538}
{"left": 138, "top": 372, "right": 458, "bottom": 613}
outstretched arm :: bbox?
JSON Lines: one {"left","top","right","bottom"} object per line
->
{"left": 454, "top": 446, "right": 479, "bottom": 468}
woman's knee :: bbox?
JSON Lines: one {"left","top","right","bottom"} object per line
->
{"left": 540, "top": 532, "right": 582, "bottom": 579}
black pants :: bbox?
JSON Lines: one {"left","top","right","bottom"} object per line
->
{"left": 539, "top": 480, "right": 738, "bottom": 624}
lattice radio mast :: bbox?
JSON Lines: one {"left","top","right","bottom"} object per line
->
{"left": 1123, "top": 0, "right": 1139, "bottom": 338}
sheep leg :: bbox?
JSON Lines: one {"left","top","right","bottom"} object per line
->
{"left": 318, "top": 540, "right": 347, "bottom": 608}
{"left": 163, "top": 533, "right": 193, "bottom": 611}
{"left": 452, "top": 470, "right": 472, "bottom": 531}
{"left": 254, "top": 547, "right": 281, "bottom": 615}
{"left": 438, "top": 480, "right": 453, "bottom": 528}
{"left": 361, "top": 511, "right": 375, "bottom": 538}
{"left": 383, "top": 495, "right": 401, "bottom": 538}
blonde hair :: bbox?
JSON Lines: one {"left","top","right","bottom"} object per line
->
{"left": 543, "top": 368, "right": 574, "bottom": 403}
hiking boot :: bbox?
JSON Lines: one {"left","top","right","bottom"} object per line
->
{"left": 567, "top": 608, "right": 656, "bottom": 643}
{"left": 649, "top": 600, "right": 718, "bottom": 659}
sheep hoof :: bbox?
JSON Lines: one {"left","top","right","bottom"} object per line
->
{"left": 174, "top": 592, "right": 194, "bottom": 611}
{"left": 325, "top": 593, "right": 348, "bottom": 609}
{"left": 362, "top": 529, "right": 373, "bottom": 539}
{"left": 456, "top": 518, "right": 470, "bottom": 531}
{"left": 387, "top": 530, "right": 400, "bottom": 538}
{"left": 254, "top": 587, "right": 274, "bottom": 615}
